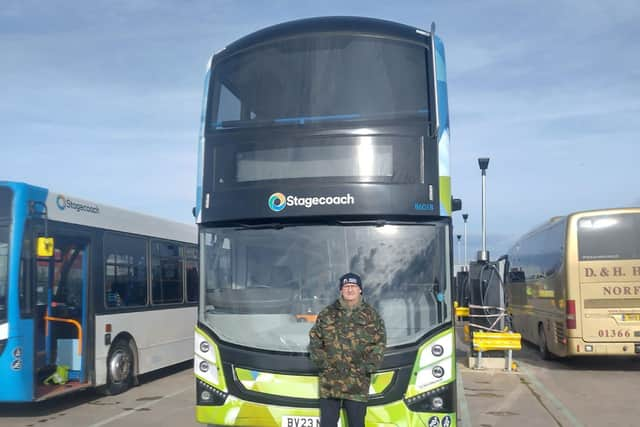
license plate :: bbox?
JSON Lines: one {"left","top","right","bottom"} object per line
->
{"left": 281, "top": 416, "right": 320, "bottom": 427}
{"left": 622, "top": 314, "right": 640, "bottom": 321}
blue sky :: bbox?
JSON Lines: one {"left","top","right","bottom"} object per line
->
{"left": 2, "top": 0, "right": 640, "bottom": 259}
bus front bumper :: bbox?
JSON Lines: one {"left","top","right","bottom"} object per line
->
{"left": 196, "top": 398, "right": 456, "bottom": 427}
{"left": 568, "top": 337, "right": 640, "bottom": 356}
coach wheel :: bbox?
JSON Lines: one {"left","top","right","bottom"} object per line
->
{"left": 538, "top": 324, "right": 552, "bottom": 360}
{"left": 104, "top": 340, "right": 134, "bottom": 395}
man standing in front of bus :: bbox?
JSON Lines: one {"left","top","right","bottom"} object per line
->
{"left": 309, "top": 272, "right": 386, "bottom": 427}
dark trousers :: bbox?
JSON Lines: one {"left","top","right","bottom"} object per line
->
{"left": 319, "top": 398, "right": 366, "bottom": 427}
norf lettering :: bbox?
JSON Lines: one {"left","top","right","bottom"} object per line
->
{"left": 603, "top": 286, "right": 640, "bottom": 296}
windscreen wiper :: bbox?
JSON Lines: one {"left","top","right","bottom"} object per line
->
{"left": 233, "top": 222, "right": 286, "bottom": 230}
{"left": 432, "top": 278, "right": 445, "bottom": 322}
{"left": 335, "top": 219, "right": 436, "bottom": 227}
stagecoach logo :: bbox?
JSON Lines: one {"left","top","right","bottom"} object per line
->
{"left": 268, "top": 192, "right": 287, "bottom": 212}
{"left": 56, "top": 195, "right": 100, "bottom": 214}
{"left": 267, "top": 192, "right": 355, "bottom": 212}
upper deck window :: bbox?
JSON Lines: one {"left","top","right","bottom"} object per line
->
{"left": 0, "top": 187, "right": 11, "bottom": 221}
{"left": 209, "top": 34, "right": 429, "bottom": 128}
{"left": 236, "top": 142, "right": 393, "bottom": 182}
{"left": 578, "top": 213, "right": 640, "bottom": 260}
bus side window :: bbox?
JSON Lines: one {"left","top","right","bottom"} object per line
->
{"left": 151, "top": 241, "right": 184, "bottom": 304}
{"left": 104, "top": 233, "right": 147, "bottom": 308}
{"left": 185, "top": 245, "right": 199, "bottom": 303}
{"left": 508, "top": 270, "right": 526, "bottom": 305}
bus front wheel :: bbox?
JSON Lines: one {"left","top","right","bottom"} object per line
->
{"left": 104, "top": 340, "right": 134, "bottom": 395}
{"left": 538, "top": 324, "right": 552, "bottom": 360}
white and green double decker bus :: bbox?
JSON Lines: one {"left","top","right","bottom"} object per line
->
{"left": 194, "top": 17, "right": 460, "bottom": 426}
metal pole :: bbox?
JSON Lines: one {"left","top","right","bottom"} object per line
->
{"left": 463, "top": 214, "right": 468, "bottom": 269}
{"left": 477, "top": 158, "right": 489, "bottom": 262}
{"left": 481, "top": 169, "right": 487, "bottom": 253}
{"left": 456, "top": 235, "right": 462, "bottom": 270}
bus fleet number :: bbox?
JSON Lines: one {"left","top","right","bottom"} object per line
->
{"left": 598, "top": 329, "right": 631, "bottom": 338}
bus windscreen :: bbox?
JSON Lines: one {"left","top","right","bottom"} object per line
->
{"left": 578, "top": 213, "right": 640, "bottom": 260}
{"left": 210, "top": 35, "right": 429, "bottom": 128}
{"left": 200, "top": 223, "right": 449, "bottom": 352}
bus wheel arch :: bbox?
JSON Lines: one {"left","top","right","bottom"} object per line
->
{"left": 538, "top": 322, "right": 552, "bottom": 360}
{"left": 102, "top": 334, "right": 139, "bottom": 395}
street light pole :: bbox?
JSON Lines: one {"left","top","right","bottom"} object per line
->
{"left": 478, "top": 158, "right": 490, "bottom": 262}
{"left": 456, "top": 234, "right": 462, "bottom": 271}
{"left": 462, "top": 214, "right": 469, "bottom": 271}
{"left": 462, "top": 213, "right": 469, "bottom": 270}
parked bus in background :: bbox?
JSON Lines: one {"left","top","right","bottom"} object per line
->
{"left": 505, "top": 208, "right": 640, "bottom": 359}
{"left": 193, "top": 17, "right": 461, "bottom": 426}
{"left": 0, "top": 181, "right": 198, "bottom": 402}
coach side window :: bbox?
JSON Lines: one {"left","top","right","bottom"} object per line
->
{"left": 104, "top": 233, "right": 147, "bottom": 308}
{"left": 185, "top": 246, "right": 199, "bottom": 303}
{"left": 151, "top": 241, "right": 184, "bottom": 304}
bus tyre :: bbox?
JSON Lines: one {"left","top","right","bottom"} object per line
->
{"left": 104, "top": 340, "right": 133, "bottom": 395}
{"left": 538, "top": 324, "right": 552, "bottom": 360}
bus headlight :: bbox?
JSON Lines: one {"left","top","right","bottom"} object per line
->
{"left": 197, "top": 378, "right": 228, "bottom": 406}
{"left": 406, "top": 329, "right": 455, "bottom": 411}
{"left": 431, "top": 344, "right": 444, "bottom": 357}
{"left": 194, "top": 329, "right": 226, "bottom": 391}
{"left": 432, "top": 396, "right": 444, "bottom": 409}
{"left": 418, "top": 331, "right": 453, "bottom": 368}
{"left": 415, "top": 362, "right": 452, "bottom": 390}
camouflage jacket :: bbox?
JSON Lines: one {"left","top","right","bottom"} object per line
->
{"left": 309, "top": 298, "right": 386, "bottom": 402}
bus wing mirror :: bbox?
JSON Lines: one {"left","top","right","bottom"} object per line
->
{"left": 451, "top": 198, "right": 462, "bottom": 212}
{"left": 37, "top": 237, "right": 54, "bottom": 257}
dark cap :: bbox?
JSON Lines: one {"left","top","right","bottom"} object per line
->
{"left": 339, "top": 272, "right": 362, "bottom": 290}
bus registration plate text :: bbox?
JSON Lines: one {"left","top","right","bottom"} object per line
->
{"left": 281, "top": 416, "right": 320, "bottom": 427}
{"left": 622, "top": 314, "right": 640, "bottom": 321}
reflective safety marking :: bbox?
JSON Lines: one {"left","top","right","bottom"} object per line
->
{"left": 472, "top": 331, "right": 522, "bottom": 352}
{"left": 0, "top": 322, "right": 8, "bottom": 340}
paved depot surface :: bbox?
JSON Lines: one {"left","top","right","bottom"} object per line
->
{"left": 456, "top": 326, "right": 640, "bottom": 427}
{"left": 458, "top": 362, "right": 570, "bottom": 427}
{"left": 0, "top": 362, "right": 199, "bottom": 427}
{"left": 2, "top": 348, "right": 639, "bottom": 426}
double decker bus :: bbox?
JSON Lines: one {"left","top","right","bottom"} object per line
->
{"left": 0, "top": 181, "right": 198, "bottom": 402}
{"left": 194, "top": 17, "right": 460, "bottom": 426}
{"left": 505, "top": 208, "right": 640, "bottom": 359}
